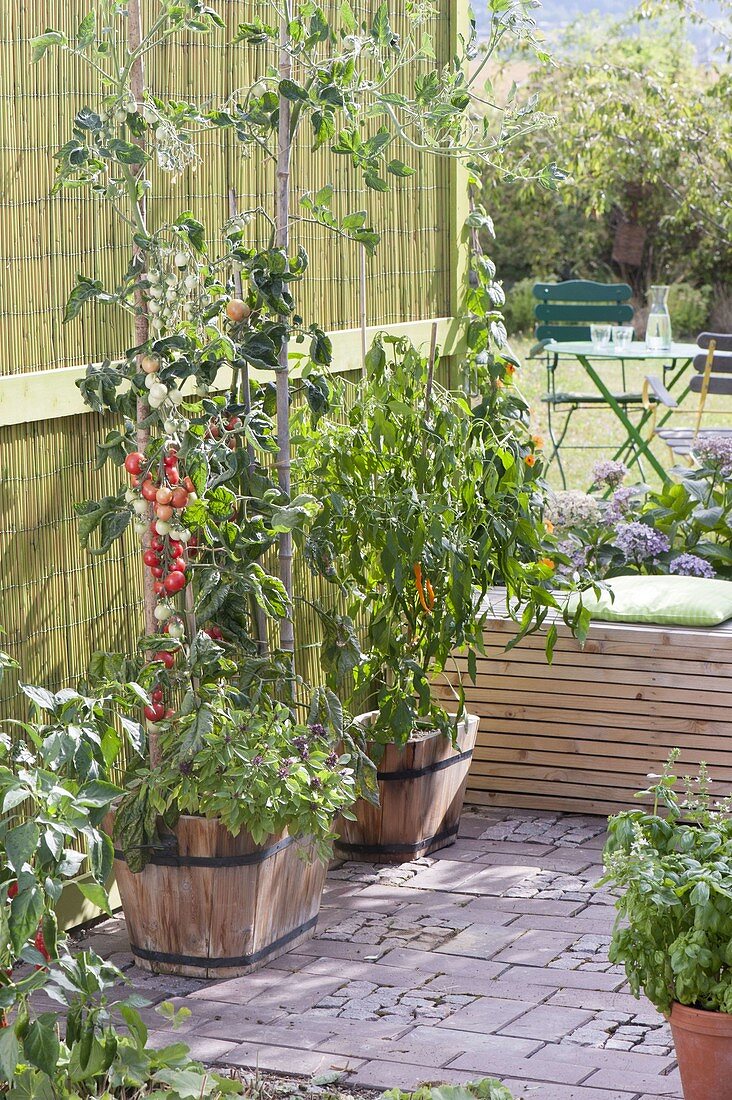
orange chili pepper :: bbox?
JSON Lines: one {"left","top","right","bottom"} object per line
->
{"left": 425, "top": 577, "right": 435, "bottom": 611}
{"left": 413, "top": 563, "right": 432, "bottom": 615}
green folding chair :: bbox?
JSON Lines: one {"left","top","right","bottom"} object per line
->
{"left": 533, "top": 280, "right": 639, "bottom": 487}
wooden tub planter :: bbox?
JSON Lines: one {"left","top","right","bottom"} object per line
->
{"left": 108, "top": 812, "right": 326, "bottom": 979}
{"left": 334, "top": 711, "right": 479, "bottom": 864}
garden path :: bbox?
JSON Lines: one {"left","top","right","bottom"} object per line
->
{"left": 80, "top": 808, "right": 683, "bottom": 1100}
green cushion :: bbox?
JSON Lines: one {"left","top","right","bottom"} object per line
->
{"left": 573, "top": 574, "right": 732, "bottom": 627}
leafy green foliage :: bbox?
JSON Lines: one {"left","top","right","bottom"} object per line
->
{"left": 114, "top": 689, "right": 357, "bottom": 865}
{"left": 603, "top": 754, "right": 732, "bottom": 1014}
{"left": 382, "top": 1080, "right": 516, "bottom": 1100}
{"left": 295, "top": 333, "right": 567, "bottom": 745}
{"left": 486, "top": 10, "right": 732, "bottom": 292}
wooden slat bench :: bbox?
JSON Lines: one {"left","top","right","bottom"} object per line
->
{"left": 440, "top": 609, "right": 732, "bottom": 817}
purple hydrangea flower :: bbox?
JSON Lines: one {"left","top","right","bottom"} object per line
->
{"left": 557, "top": 539, "right": 589, "bottom": 576}
{"left": 692, "top": 435, "right": 732, "bottom": 474}
{"left": 613, "top": 522, "right": 670, "bottom": 562}
{"left": 668, "top": 553, "right": 716, "bottom": 579}
{"left": 607, "top": 486, "right": 637, "bottom": 522}
{"left": 593, "top": 459, "right": 629, "bottom": 489}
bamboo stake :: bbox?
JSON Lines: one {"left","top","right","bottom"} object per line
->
{"left": 228, "top": 186, "right": 269, "bottom": 658}
{"left": 359, "top": 245, "right": 368, "bottom": 379}
{"left": 128, "top": 0, "right": 160, "bottom": 765}
{"left": 425, "top": 320, "right": 439, "bottom": 411}
{"left": 275, "top": 17, "right": 295, "bottom": 674}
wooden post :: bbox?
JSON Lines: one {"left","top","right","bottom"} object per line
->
{"left": 275, "top": 18, "right": 295, "bottom": 672}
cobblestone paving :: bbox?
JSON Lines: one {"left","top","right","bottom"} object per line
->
{"left": 80, "top": 807, "right": 682, "bottom": 1100}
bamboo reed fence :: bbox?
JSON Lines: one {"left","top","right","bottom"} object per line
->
{"left": 0, "top": 0, "right": 461, "bottom": 717}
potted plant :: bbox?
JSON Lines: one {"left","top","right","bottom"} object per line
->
{"left": 602, "top": 753, "right": 732, "bottom": 1100}
{"left": 33, "top": 1, "right": 558, "bottom": 968}
{"left": 295, "top": 326, "right": 558, "bottom": 862}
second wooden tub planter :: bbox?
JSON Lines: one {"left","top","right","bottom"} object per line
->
{"left": 334, "top": 711, "right": 479, "bottom": 864}
{"left": 107, "top": 812, "right": 326, "bottom": 979}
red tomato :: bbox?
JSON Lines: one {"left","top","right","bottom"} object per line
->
{"left": 153, "top": 581, "right": 165, "bottom": 596}
{"left": 156, "top": 504, "right": 174, "bottom": 522}
{"left": 168, "top": 540, "right": 183, "bottom": 557}
{"left": 164, "top": 708, "right": 175, "bottom": 719}
{"left": 151, "top": 536, "right": 164, "bottom": 551}
{"left": 124, "top": 452, "right": 145, "bottom": 475}
{"left": 170, "top": 558, "right": 186, "bottom": 574}
{"left": 164, "top": 572, "right": 186, "bottom": 594}
{"left": 141, "top": 479, "right": 158, "bottom": 502}
{"left": 151, "top": 566, "right": 164, "bottom": 579}
{"left": 153, "top": 650, "right": 176, "bottom": 669}
{"left": 167, "top": 467, "right": 180, "bottom": 486}
{"left": 143, "top": 549, "right": 159, "bottom": 567}
{"left": 164, "top": 451, "right": 178, "bottom": 467}
{"left": 7, "top": 882, "right": 18, "bottom": 900}
{"left": 144, "top": 703, "right": 165, "bottom": 722}
{"left": 225, "top": 298, "right": 249, "bottom": 322}
{"left": 156, "top": 486, "right": 173, "bottom": 505}
{"left": 183, "top": 477, "right": 195, "bottom": 493}
{"left": 151, "top": 687, "right": 164, "bottom": 704}
{"left": 171, "top": 487, "right": 188, "bottom": 509}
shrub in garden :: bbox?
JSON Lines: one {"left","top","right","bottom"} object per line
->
{"left": 667, "top": 282, "right": 712, "bottom": 337}
{"left": 502, "top": 276, "right": 543, "bottom": 336}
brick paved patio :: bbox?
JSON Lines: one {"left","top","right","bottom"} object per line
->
{"left": 81, "top": 808, "right": 683, "bottom": 1099}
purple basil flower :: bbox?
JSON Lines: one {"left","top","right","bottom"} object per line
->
{"left": 277, "top": 758, "right": 293, "bottom": 779}
{"left": 309, "top": 722, "right": 327, "bottom": 738}
{"left": 310, "top": 775, "right": 322, "bottom": 790}
{"left": 669, "top": 553, "right": 716, "bottom": 579}
{"left": 251, "top": 754, "right": 264, "bottom": 767}
{"left": 613, "top": 522, "right": 670, "bottom": 563}
{"left": 293, "top": 735, "right": 310, "bottom": 761}
{"left": 326, "top": 751, "right": 339, "bottom": 769}
{"left": 593, "top": 459, "right": 628, "bottom": 489}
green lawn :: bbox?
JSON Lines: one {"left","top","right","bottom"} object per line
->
{"left": 508, "top": 334, "right": 730, "bottom": 492}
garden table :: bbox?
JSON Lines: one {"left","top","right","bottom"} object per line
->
{"left": 543, "top": 339, "right": 698, "bottom": 482}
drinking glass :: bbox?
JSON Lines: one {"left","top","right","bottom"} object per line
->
{"left": 613, "top": 326, "right": 634, "bottom": 352}
{"left": 591, "top": 324, "right": 612, "bottom": 350}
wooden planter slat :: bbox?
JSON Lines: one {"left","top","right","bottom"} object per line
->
{"left": 440, "top": 604, "right": 732, "bottom": 816}
{"left": 109, "top": 813, "right": 326, "bottom": 978}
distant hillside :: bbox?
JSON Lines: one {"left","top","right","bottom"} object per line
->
{"left": 472, "top": 1, "right": 728, "bottom": 56}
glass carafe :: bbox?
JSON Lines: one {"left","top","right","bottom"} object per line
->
{"left": 646, "top": 285, "right": 672, "bottom": 351}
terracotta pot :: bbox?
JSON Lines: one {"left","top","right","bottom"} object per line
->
{"left": 669, "top": 1002, "right": 732, "bottom": 1100}
{"left": 334, "top": 712, "right": 479, "bottom": 864}
{"left": 105, "top": 810, "right": 326, "bottom": 978}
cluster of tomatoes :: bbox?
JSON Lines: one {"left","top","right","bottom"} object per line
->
{"left": 124, "top": 448, "right": 197, "bottom": 598}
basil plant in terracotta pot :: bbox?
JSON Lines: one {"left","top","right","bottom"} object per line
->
{"left": 295, "top": 331, "right": 558, "bottom": 863}
{"left": 602, "top": 754, "right": 732, "bottom": 1100}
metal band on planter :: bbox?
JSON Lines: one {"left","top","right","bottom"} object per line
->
{"left": 334, "top": 821, "right": 460, "bottom": 858}
{"left": 113, "top": 833, "right": 294, "bottom": 868}
{"left": 376, "top": 747, "right": 474, "bottom": 782}
{"left": 129, "top": 915, "right": 318, "bottom": 969}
